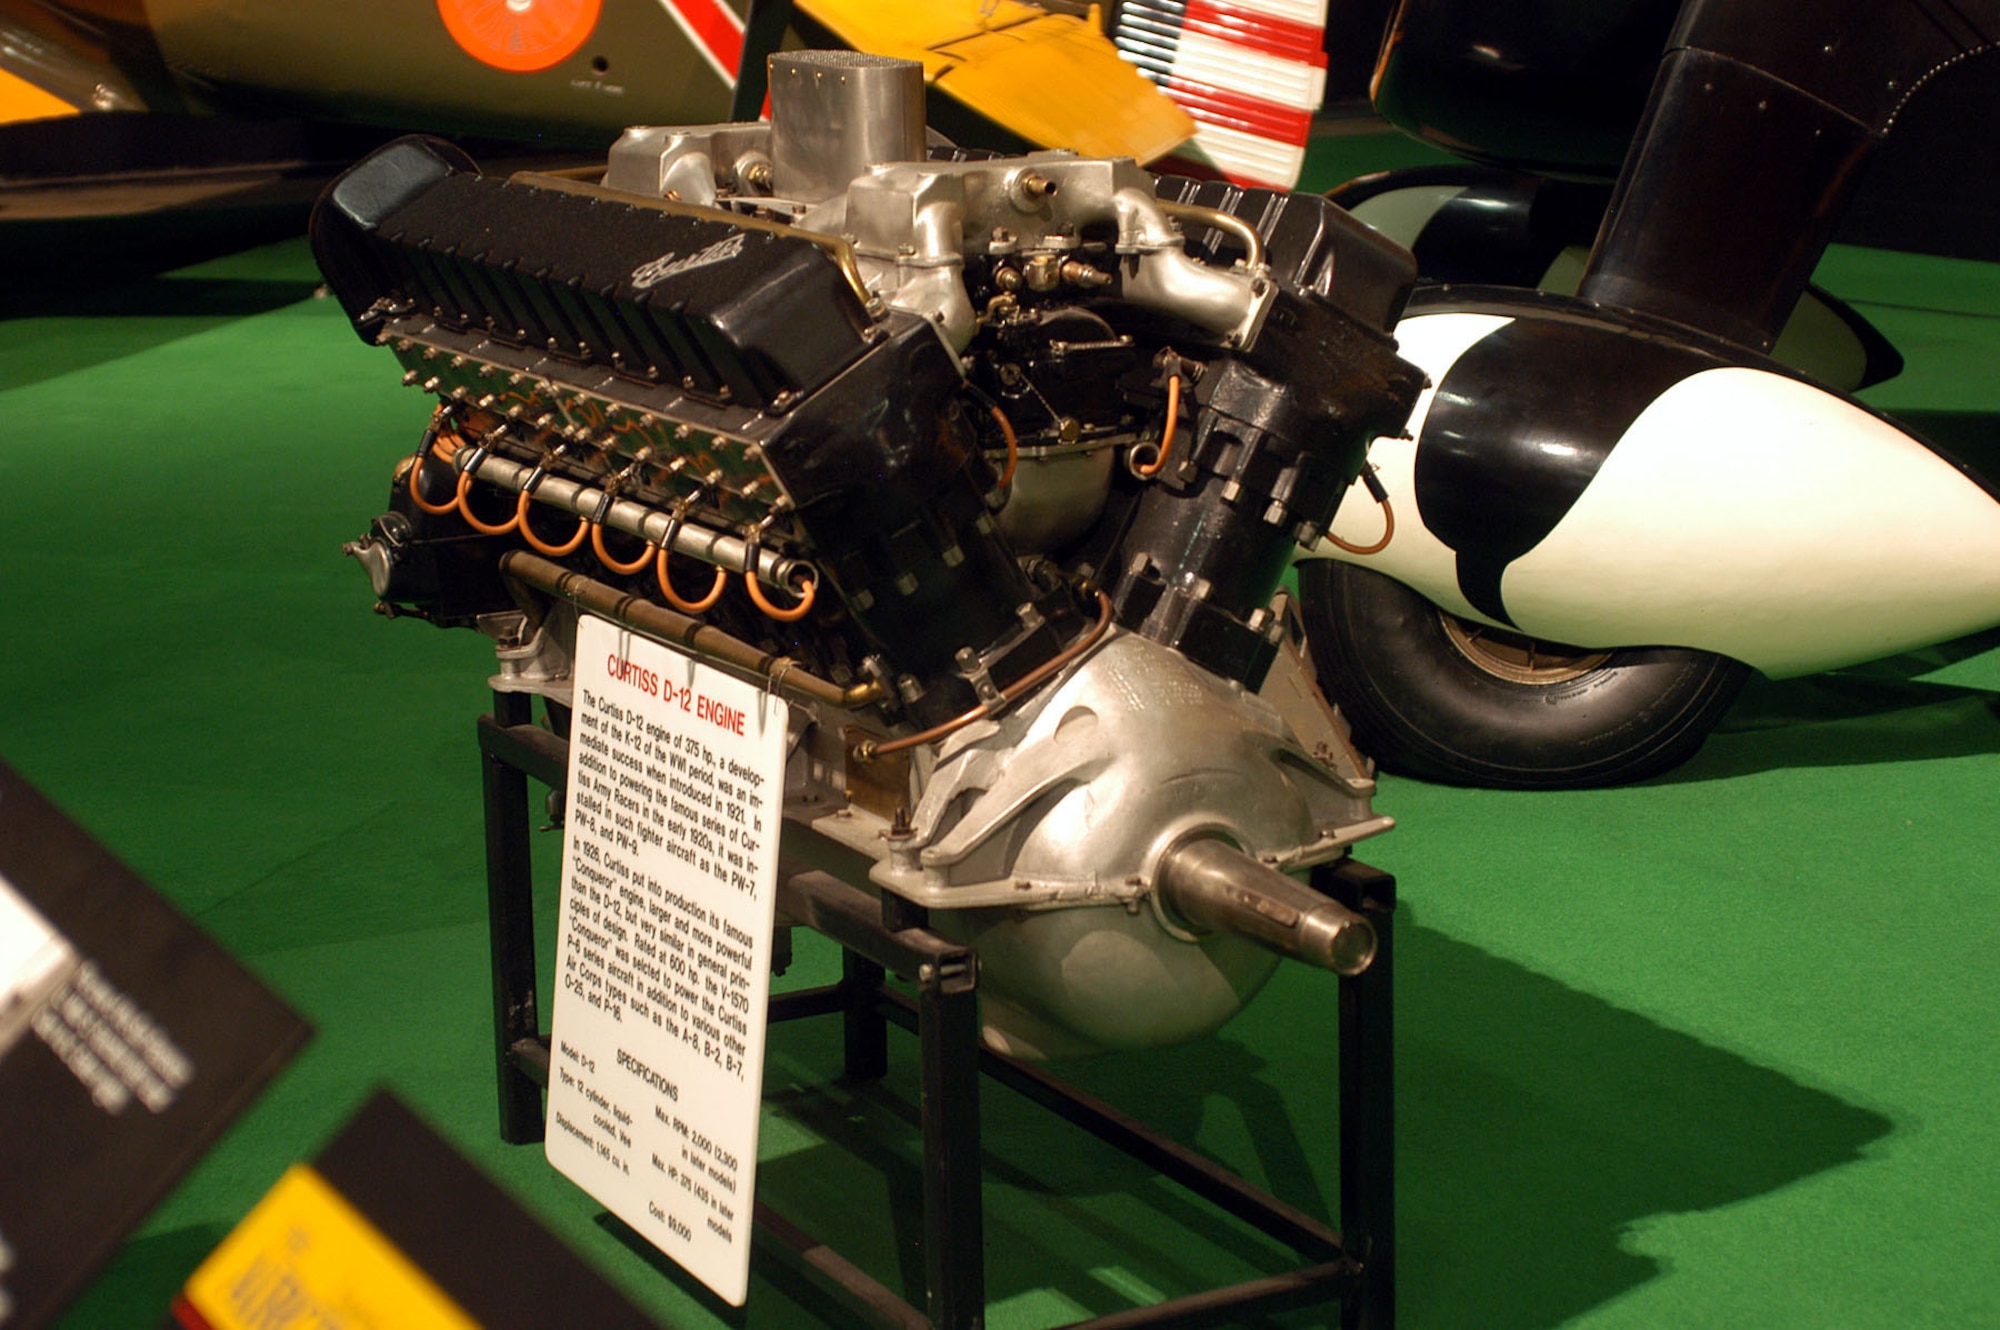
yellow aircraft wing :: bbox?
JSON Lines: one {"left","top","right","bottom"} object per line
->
{"left": 796, "top": 0, "right": 1193, "bottom": 163}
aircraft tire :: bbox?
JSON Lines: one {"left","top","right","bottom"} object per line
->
{"left": 1297, "top": 560, "right": 1750, "bottom": 789}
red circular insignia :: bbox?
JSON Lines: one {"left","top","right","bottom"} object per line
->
{"left": 437, "top": 0, "right": 603, "bottom": 73}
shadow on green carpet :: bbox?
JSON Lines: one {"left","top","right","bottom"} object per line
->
{"left": 0, "top": 268, "right": 324, "bottom": 391}
{"left": 593, "top": 1207, "right": 883, "bottom": 1330}
{"left": 542, "top": 910, "right": 1893, "bottom": 1329}
{"left": 0, "top": 272, "right": 324, "bottom": 390}
{"left": 1387, "top": 919, "right": 1890, "bottom": 1327}
{"left": 1668, "top": 664, "right": 2000, "bottom": 784}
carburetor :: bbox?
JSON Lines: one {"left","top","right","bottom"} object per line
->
{"left": 317, "top": 50, "right": 1424, "bottom": 1057}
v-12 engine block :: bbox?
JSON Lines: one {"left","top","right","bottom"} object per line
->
{"left": 318, "top": 50, "right": 1424, "bottom": 1057}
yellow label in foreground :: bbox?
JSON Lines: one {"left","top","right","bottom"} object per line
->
{"left": 182, "top": 1163, "right": 479, "bottom": 1330}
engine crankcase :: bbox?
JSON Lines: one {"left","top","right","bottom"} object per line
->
{"left": 874, "top": 630, "right": 1383, "bottom": 1058}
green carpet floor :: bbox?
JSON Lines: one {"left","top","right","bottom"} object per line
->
{"left": 5, "top": 131, "right": 1999, "bottom": 1328}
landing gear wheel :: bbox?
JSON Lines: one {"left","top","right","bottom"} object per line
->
{"left": 1296, "top": 560, "right": 1750, "bottom": 789}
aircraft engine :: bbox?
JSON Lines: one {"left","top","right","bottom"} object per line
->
{"left": 317, "top": 50, "right": 1424, "bottom": 1057}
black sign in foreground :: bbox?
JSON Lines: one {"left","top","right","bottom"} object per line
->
{"left": 0, "top": 762, "right": 311, "bottom": 1329}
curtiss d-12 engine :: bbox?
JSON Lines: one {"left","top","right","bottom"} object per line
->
{"left": 318, "top": 51, "right": 1424, "bottom": 1058}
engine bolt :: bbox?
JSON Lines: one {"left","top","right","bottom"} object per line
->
{"left": 1060, "top": 259, "right": 1111, "bottom": 289}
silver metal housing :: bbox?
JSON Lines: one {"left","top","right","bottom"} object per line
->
{"left": 804, "top": 630, "right": 1388, "bottom": 1056}
{"left": 602, "top": 50, "right": 1275, "bottom": 360}
{"left": 768, "top": 50, "right": 928, "bottom": 204}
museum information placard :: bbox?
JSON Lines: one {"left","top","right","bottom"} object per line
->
{"left": 545, "top": 615, "right": 787, "bottom": 1306}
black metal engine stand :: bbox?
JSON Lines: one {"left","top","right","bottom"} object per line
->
{"left": 477, "top": 694, "right": 1396, "bottom": 1328}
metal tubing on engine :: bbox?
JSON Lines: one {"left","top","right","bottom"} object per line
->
{"left": 1157, "top": 838, "right": 1377, "bottom": 975}
{"left": 498, "top": 550, "right": 885, "bottom": 710}
{"left": 459, "top": 449, "right": 802, "bottom": 588}
{"left": 1159, "top": 200, "right": 1267, "bottom": 271}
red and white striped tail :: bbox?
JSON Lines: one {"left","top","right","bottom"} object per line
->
{"left": 1112, "top": 0, "right": 1328, "bottom": 190}
{"left": 656, "top": 0, "right": 746, "bottom": 87}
